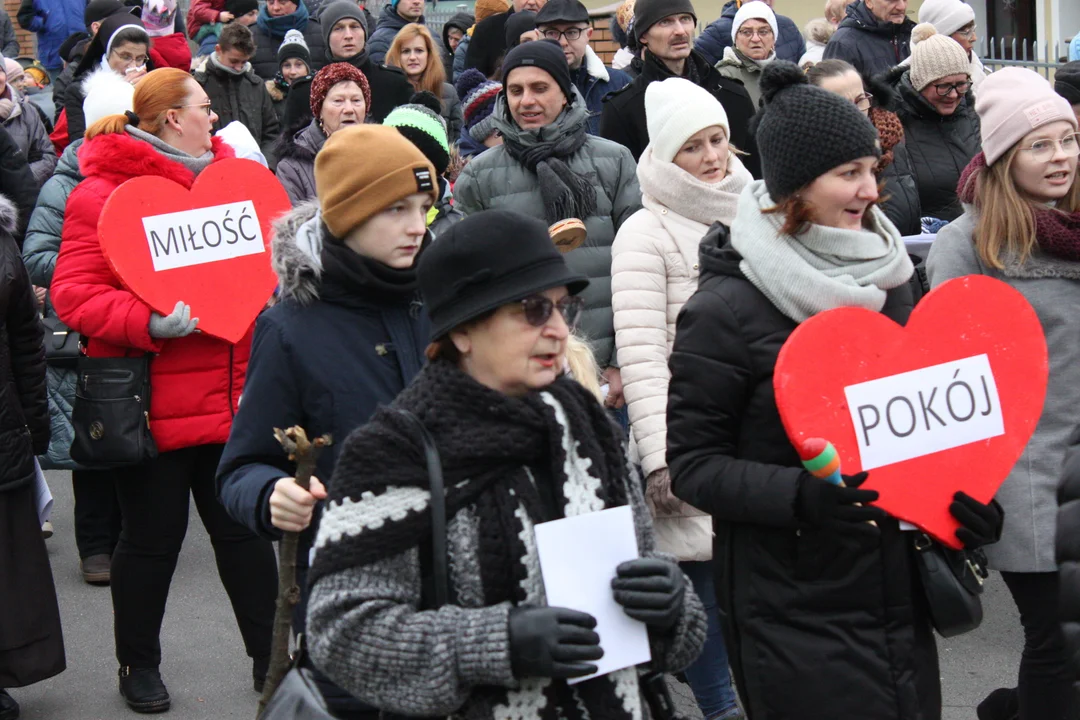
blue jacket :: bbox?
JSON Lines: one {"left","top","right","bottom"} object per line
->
{"left": 17, "top": 0, "right": 86, "bottom": 70}
{"left": 574, "top": 46, "right": 631, "bottom": 136}
{"left": 695, "top": 0, "right": 806, "bottom": 66}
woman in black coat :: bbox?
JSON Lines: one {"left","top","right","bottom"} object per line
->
{"left": 667, "top": 63, "right": 1002, "bottom": 720}
{"left": 0, "top": 190, "right": 62, "bottom": 720}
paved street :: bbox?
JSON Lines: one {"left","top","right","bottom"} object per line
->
{"left": 14, "top": 469, "right": 1022, "bottom": 719}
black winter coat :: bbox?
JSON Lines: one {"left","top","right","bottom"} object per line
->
{"left": 464, "top": 8, "right": 512, "bottom": 79}
{"left": 441, "top": 11, "right": 473, "bottom": 79}
{"left": 195, "top": 61, "right": 282, "bottom": 161}
{"left": 867, "top": 78, "right": 922, "bottom": 236}
{"left": 667, "top": 225, "right": 942, "bottom": 720}
{"left": 824, "top": 0, "right": 915, "bottom": 78}
{"left": 599, "top": 50, "right": 761, "bottom": 178}
{"left": 1058, "top": 426, "right": 1080, "bottom": 676}
{"left": 325, "top": 50, "right": 413, "bottom": 123}
{"left": 888, "top": 66, "right": 980, "bottom": 222}
{"left": 251, "top": 20, "right": 326, "bottom": 82}
{"left": 0, "top": 193, "right": 49, "bottom": 493}
{"left": 0, "top": 123, "right": 41, "bottom": 246}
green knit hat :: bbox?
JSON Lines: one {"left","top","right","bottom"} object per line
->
{"left": 383, "top": 92, "right": 451, "bottom": 175}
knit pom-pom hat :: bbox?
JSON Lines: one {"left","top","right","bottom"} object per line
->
{"left": 384, "top": 91, "right": 451, "bottom": 175}
{"left": 278, "top": 28, "right": 311, "bottom": 70}
{"left": 457, "top": 68, "right": 501, "bottom": 143}
{"left": 752, "top": 60, "right": 881, "bottom": 201}
{"left": 309, "top": 62, "right": 371, "bottom": 121}
{"left": 908, "top": 23, "right": 970, "bottom": 91}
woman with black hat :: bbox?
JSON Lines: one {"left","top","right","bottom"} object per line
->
{"left": 666, "top": 61, "right": 1003, "bottom": 720}
{"left": 305, "top": 208, "right": 706, "bottom": 720}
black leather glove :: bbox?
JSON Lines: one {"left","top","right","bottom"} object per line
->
{"left": 795, "top": 472, "right": 886, "bottom": 533}
{"left": 950, "top": 491, "right": 1004, "bottom": 549}
{"left": 508, "top": 606, "right": 603, "bottom": 679}
{"left": 611, "top": 558, "right": 685, "bottom": 630}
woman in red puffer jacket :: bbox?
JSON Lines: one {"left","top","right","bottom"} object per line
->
{"left": 50, "top": 67, "right": 276, "bottom": 714}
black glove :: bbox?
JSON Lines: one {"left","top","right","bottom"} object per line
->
{"left": 508, "top": 606, "right": 603, "bottom": 679}
{"left": 611, "top": 558, "right": 685, "bottom": 630}
{"left": 795, "top": 472, "right": 886, "bottom": 533}
{"left": 950, "top": 491, "right": 1004, "bottom": 549}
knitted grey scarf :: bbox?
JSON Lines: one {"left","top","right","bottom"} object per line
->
{"left": 636, "top": 145, "right": 752, "bottom": 226}
{"left": 126, "top": 125, "right": 216, "bottom": 176}
{"left": 731, "top": 180, "right": 914, "bottom": 323}
{"left": 495, "top": 87, "right": 597, "bottom": 224}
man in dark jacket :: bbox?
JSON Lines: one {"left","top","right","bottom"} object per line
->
{"left": 366, "top": 0, "right": 431, "bottom": 64}
{"left": 318, "top": 0, "right": 411, "bottom": 122}
{"left": 440, "top": 11, "right": 472, "bottom": 79}
{"left": 250, "top": 0, "right": 325, "bottom": 82}
{"left": 0, "top": 9, "right": 20, "bottom": 57}
{"left": 17, "top": 0, "right": 85, "bottom": 75}
{"left": 195, "top": 23, "right": 281, "bottom": 162}
{"left": 695, "top": 0, "right": 805, "bottom": 65}
{"left": 599, "top": 0, "right": 759, "bottom": 176}
{"left": 535, "top": 0, "right": 629, "bottom": 135}
{"left": 464, "top": 0, "right": 545, "bottom": 78}
{"left": 824, "top": 0, "right": 915, "bottom": 78}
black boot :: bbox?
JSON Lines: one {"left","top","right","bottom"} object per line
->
{"left": 118, "top": 666, "right": 171, "bottom": 713}
{"left": 0, "top": 690, "right": 19, "bottom": 720}
{"left": 977, "top": 687, "right": 1019, "bottom": 720}
{"left": 252, "top": 654, "right": 270, "bottom": 694}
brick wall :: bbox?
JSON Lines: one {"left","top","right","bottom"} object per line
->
{"left": 590, "top": 15, "right": 618, "bottom": 65}
{"left": 4, "top": 0, "right": 36, "bottom": 58}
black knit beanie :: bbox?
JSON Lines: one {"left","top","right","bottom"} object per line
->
{"left": 753, "top": 61, "right": 882, "bottom": 201}
{"left": 632, "top": 0, "right": 695, "bottom": 43}
{"left": 505, "top": 11, "right": 537, "bottom": 49}
{"left": 501, "top": 40, "right": 573, "bottom": 103}
{"left": 225, "top": 0, "right": 258, "bottom": 18}
{"left": 1056, "top": 61, "right": 1080, "bottom": 106}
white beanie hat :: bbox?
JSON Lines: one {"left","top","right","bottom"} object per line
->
{"left": 917, "top": 0, "right": 975, "bottom": 39}
{"left": 645, "top": 77, "right": 730, "bottom": 163}
{"left": 731, "top": 1, "right": 778, "bottom": 44}
{"left": 81, "top": 67, "right": 135, "bottom": 129}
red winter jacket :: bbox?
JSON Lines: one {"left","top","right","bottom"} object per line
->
{"left": 51, "top": 132, "right": 252, "bottom": 453}
{"left": 187, "top": 0, "right": 225, "bottom": 40}
{"left": 150, "top": 33, "right": 194, "bottom": 71}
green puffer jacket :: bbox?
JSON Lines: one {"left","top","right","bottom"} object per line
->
{"left": 454, "top": 93, "right": 642, "bottom": 368}
{"left": 22, "top": 140, "right": 83, "bottom": 470}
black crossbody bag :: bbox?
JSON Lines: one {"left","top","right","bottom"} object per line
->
{"left": 69, "top": 353, "right": 158, "bottom": 468}
{"left": 914, "top": 533, "right": 988, "bottom": 638}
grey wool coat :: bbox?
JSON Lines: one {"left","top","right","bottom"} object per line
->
{"left": 927, "top": 211, "right": 1080, "bottom": 572}
{"left": 454, "top": 102, "right": 642, "bottom": 368}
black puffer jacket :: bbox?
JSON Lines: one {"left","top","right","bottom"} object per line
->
{"left": 823, "top": 0, "right": 915, "bottom": 78}
{"left": 1057, "top": 426, "right": 1080, "bottom": 676}
{"left": 888, "top": 66, "right": 980, "bottom": 222}
{"left": 667, "top": 224, "right": 941, "bottom": 720}
{"left": 867, "top": 76, "right": 921, "bottom": 236}
{"left": 0, "top": 193, "right": 49, "bottom": 493}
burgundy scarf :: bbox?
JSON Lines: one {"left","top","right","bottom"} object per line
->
{"left": 957, "top": 152, "right": 1080, "bottom": 262}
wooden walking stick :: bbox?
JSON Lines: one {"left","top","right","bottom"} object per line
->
{"left": 257, "top": 426, "right": 332, "bottom": 718}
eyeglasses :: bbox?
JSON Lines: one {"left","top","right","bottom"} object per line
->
{"left": 174, "top": 102, "right": 213, "bottom": 116}
{"left": 539, "top": 26, "right": 588, "bottom": 41}
{"left": 854, "top": 92, "right": 874, "bottom": 111}
{"left": 954, "top": 24, "right": 977, "bottom": 39}
{"left": 933, "top": 80, "right": 971, "bottom": 97}
{"left": 736, "top": 27, "right": 773, "bottom": 39}
{"left": 1021, "top": 132, "right": 1080, "bottom": 162}
{"left": 110, "top": 50, "right": 148, "bottom": 66}
{"left": 520, "top": 294, "right": 584, "bottom": 330}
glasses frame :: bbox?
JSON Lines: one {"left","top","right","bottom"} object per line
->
{"left": 736, "top": 27, "right": 774, "bottom": 39}
{"left": 109, "top": 49, "right": 148, "bottom": 66}
{"left": 538, "top": 26, "right": 589, "bottom": 42}
{"left": 1020, "top": 132, "right": 1080, "bottom": 162}
{"left": 173, "top": 102, "right": 213, "bottom": 116}
{"left": 932, "top": 80, "right": 971, "bottom": 97}
{"left": 854, "top": 92, "right": 874, "bottom": 110}
{"left": 520, "top": 294, "right": 584, "bottom": 331}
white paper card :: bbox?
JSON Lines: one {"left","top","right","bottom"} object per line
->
{"left": 33, "top": 458, "right": 52, "bottom": 526}
{"left": 843, "top": 353, "right": 1004, "bottom": 471}
{"left": 142, "top": 201, "right": 265, "bottom": 272}
{"left": 534, "top": 505, "right": 651, "bottom": 684}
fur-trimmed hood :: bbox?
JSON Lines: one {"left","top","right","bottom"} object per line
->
{"left": 0, "top": 194, "right": 18, "bottom": 235}
{"left": 583, "top": 46, "right": 610, "bottom": 82}
{"left": 271, "top": 200, "right": 323, "bottom": 305}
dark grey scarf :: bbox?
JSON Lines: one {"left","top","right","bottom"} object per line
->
{"left": 494, "top": 87, "right": 597, "bottom": 224}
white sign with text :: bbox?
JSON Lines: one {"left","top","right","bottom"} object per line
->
{"left": 844, "top": 354, "right": 1004, "bottom": 470}
{"left": 141, "top": 200, "right": 264, "bottom": 272}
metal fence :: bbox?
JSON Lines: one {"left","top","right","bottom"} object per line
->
{"left": 980, "top": 37, "right": 1070, "bottom": 79}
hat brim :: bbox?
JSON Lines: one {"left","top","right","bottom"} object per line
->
{"left": 430, "top": 261, "right": 589, "bottom": 340}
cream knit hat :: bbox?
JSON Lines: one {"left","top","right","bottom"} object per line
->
{"left": 645, "top": 77, "right": 730, "bottom": 163}
{"left": 731, "top": 1, "right": 778, "bottom": 44}
{"left": 917, "top": 0, "right": 975, "bottom": 38}
{"left": 976, "top": 67, "right": 1078, "bottom": 166}
{"left": 909, "top": 23, "right": 970, "bottom": 91}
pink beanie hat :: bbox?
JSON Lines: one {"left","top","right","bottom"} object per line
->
{"left": 975, "top": 66, "right": 1077, "bottom": 166}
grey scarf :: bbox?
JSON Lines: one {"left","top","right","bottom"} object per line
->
{"left": 731, "top": 180, "right": 914, "bottom": 322}
{"left": 636, "top": 145, "right": 751, "bottom": 226}
{"left": 209, "top": 52, "right": 252, "bottom": 76}
{"left": 126, "top": 125, "right": 216, "bottom": 176}
{"left": 495, "top": 86, "right": 597, "bottom": 224}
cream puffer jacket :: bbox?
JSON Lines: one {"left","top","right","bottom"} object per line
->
{"left": 612, "top": 147, "right": 752, "bottom": 561}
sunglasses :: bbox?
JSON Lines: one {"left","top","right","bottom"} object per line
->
{"left": 520, "top": 294, "right": 584, "bottom": 330}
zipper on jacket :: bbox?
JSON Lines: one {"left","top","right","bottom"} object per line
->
{"left": 228, "top": 345, "right": 236, "bottom": 418}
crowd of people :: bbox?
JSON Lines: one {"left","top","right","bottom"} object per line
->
{"left": 0, "top": 0, "right": 1079, "bottom": 719}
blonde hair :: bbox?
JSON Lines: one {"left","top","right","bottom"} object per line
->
{"left": 824, "top": 0, "right": 851, "bottom": 25}
{"left": 969, "top": 145, "right": 1080, "bottom": 269}
{"left": 87, "top": 67, "right": 196, "bottom": 138}
{"left": 386, "top": 24, "right": 446, "bottom": 98}
{"left": 565, "top": 335, "right": 604, "bottom": 403}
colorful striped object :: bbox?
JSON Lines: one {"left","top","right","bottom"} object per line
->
{"left": 797, "top": 438, "right": 843, "bottom": 486}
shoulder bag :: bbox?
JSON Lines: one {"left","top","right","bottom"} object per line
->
{"left": 69, "top": 354, "right": 158, "bottom": 468}
{"left": 914, "top": 532, "right": 988, "bottom": 638}
{"left": 40, "top": 315, "right": 81, "bottom": 367}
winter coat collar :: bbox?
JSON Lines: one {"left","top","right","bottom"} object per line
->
{"left": 278, "top": 119, "right": 325, "bottom": 163}
{"left": 78, "top": 132, "right": 235, "bottom": 188}
{"left": 888, "top": 65, "right": 975, "bottom": 122}
{"left": 719, "top": 45, "right": 775, "bottom": 72}
{"left": 841, "top": 0, "right": 915, "bottom": 36}
{"left": 375, "top": 3, "right": 419, "bottom": 31}
{"left": 203, "top": 53, "right": 259, "bottom": 82}
{"left": 582, "top": 46, "right": 609, "bottom": 82}
{"left": 640, "top": 48, "right": 713, "bottom": 83}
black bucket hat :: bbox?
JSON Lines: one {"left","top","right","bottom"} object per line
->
{"left": 418, "top": 209, "right": 589, "bottom": 340}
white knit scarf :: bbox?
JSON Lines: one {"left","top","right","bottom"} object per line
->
{"left": 636, "top": 146, "right": 752, "bottom": 227}
{"left": 731, "top": 180, "right": 914, "bottom": 323}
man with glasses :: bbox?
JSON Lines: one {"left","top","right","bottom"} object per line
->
{"left": 695, "top": 0, "right": 805, "bottom": 66}
{"left": 824, "top": 0, "right": 915, "bottom": 77}
{"left": 534, "top": 0, "right": 628, "bottom": 135}
{"left": 912, "top": 0, "right": 987, "bottom": 92}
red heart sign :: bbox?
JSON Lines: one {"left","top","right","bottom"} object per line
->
{"left": 98, "top": 158, "right": 291, "bottom": 344}
{"left": 774, "top": 275, "right": 1048, "bottom": 548}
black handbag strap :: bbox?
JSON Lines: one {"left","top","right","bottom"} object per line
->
{"left": 395, "top": 409, "right": 449, "bottom": 609}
